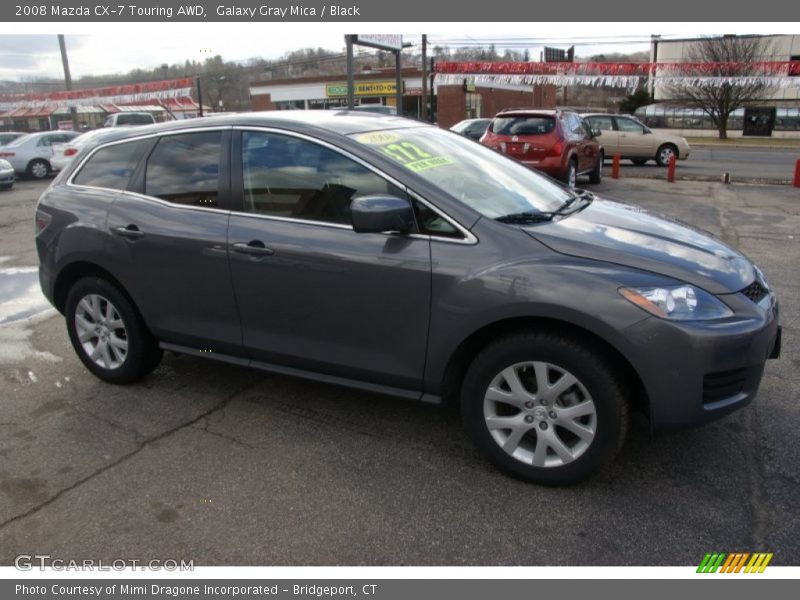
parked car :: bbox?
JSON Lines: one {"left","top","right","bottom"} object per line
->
{"left": 103, "top": 112, "right": 156, "bottom": 127}
{"left": 0, "top": 131, "right": 81, "bottom": 179}
{"left": 51, "top": 128, "right": 128, "bottom": 172}
{"left": 0, "top": 131, "right": 26, "bottom": 146}
{"left": 581, "top": 113, "right": 691, "bottom": 166}
{"left": 35, "top": 112, "right": 780, "bottom": 485}
{"left": 0, "top": 158, "right": 14, "bottom": 190}
{"left": 351, "top": 104, "right": 397, "bottom": 116}
{"left": 450, "top": 118, "right": 492, "bottom": 141}
{"left": 480, "top": 109, "right": 604, "bottom": 187}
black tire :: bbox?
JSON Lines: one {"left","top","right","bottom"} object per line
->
{"left": 65, "top": 276, "right": 162, "bottom": 384}
{"left": 631, "top": 158, "right": 648, "bottom": 166}
{"left": 562, "top": 158, "right": 578, "bottom": 188}
{"left": 589, "top": 151, "right": 603, "bottom": 184}
{"left": 461, "top": 332, "right": 628, "bottom": 485}
{"left": 26, "top": 159, "right": 51, "bottom": 180}
{"left": 0, "top": 184, "right": 12, "bottom": 191}
{"left": 655, "top": 144, "right": 678, "bottom": 167}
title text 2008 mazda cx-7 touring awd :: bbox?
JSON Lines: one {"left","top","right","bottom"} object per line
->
{"left": 35, "top": 112, "right": 781, "bottom": 485}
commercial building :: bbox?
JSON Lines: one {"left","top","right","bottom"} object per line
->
{"left": 248, "top": 67, "right": 556, "bottom": 128}
{"left": 645, "top": 34, "right": 800, "bottom": 137}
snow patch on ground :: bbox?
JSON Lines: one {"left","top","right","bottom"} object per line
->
{"left": 0, "top": 266, "right": 61, "bottom": 365}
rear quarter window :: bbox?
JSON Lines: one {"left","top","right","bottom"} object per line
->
{"left": 72, "top": 139, "right": 149, "bottom": 190}
{"left": 491, "top": 116, "right": 555, "bottom": 136}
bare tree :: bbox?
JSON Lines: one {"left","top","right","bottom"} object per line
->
{"left": 666, "top": 35, "right": 773, "bottom": 139}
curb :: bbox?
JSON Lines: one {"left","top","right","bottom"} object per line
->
{"left": 609, "top": 172, "right": 793, "bottom": 186}
{"left": 688, "top": 143, "right": 800, "bottom": 151}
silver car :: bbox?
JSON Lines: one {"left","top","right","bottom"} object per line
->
{"left": 0, "top": 130, "right": 81, "bottom": 179}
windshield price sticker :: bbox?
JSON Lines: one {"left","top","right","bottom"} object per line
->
{"left": 356, "top": 133, "right": 454, "bottom": 173}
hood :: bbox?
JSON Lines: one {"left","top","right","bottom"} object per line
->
{"left": 524, "top": 198, "right": 753, "bottom": 294}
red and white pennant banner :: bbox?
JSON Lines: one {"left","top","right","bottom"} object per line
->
{"left": 0, "top": 78, "right": 195, "bottom": 108}
{"left": 434, "top": 61, "right": 800, "bottom": 90}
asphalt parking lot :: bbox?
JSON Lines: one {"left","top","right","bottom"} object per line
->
{"left": 0, "top": 176, "right": 798, "bottom": 566}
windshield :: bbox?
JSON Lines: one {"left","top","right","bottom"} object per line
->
{"left": 350, "top": 126, "right": 571, "bottom": 218}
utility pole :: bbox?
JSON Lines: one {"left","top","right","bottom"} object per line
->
{"left": 395, "top": 50, "right": 402, "bottom": 117}
{"left": 429, "top": 57, "right": 435, "bottom": 123}
{"left": 346, "top": 35, "right": 355, "bottom": 110}
{"left": 196, "top": 74, "right": 204, "bottom": 117}
{"left": 421, "top": 35, "right": 428, "bottom": 121}
{"left": 57, "top": 35, "right": 79, "bottom": 131}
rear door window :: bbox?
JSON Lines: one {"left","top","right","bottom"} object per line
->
{"left": 145, "top": 131, "right": 222, "bottom": 208}
{"left": 73, "top": 139, "right": 150, "bottom": 190}
{"left": 491, "top": 116, "right": 555, "bottom": 136}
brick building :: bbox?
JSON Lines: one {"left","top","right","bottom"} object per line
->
{"left": 248, "top": 68, "right": 556, "bottom": 127}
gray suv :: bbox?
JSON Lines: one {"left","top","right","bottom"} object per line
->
{"left": 35, "top": 112, "right": 781, "bottom": 485}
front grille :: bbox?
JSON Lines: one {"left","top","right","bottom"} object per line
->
{"left": 740, "top": 280, "right": 768, "bottom": 304}
{"left": 703, "top": 368, "right": 748, "bottom": 404}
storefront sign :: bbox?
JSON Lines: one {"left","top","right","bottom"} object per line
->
{"left": 354, "top": 35, "right": 403, "bottom": 51}
{"left": 326, "top": 81, "right": 398, "bottom": 97}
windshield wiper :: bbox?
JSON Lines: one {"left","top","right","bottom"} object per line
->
{"left": 495, "top": 211, "right": 555, "bottom": 224}
{"left": 553, "top": 189, "right": 594, "bottom": 215}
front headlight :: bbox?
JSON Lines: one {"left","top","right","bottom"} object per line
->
{"left": 619, "top": 285, "right": 733, "bottom": 321}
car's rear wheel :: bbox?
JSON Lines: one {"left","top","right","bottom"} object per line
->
{"left": 461, "top": 332, "right": 628, "bottom": 485}
{"left": 589, "top": 151, "right": 603, "bottom": 184}
{"left": 65, "top": 277, "right": 162, "bottom": 384}
{"left": 631, "top": 158, "right": 648, "bottom": 166}
{"left": 26, "top": 159, "right": 50, "bottom": 180}
{"left": 563, "top": 158, "right": 578, "bottom": 188}
{"left": 655, "top": 144, "right": 678, "bottom": 167}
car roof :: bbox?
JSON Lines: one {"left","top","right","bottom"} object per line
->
{"left": 493, "top": 109, "right": 569, "bottom": 118}
{"left": 581, "top": 113, "right": 636, "bottom": 118}
{"left": 91, "top": 110, "right": 430, "bottom": 145}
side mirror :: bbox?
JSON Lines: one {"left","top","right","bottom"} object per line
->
{"left": 351, "top": 195, "right": 415, "bottom": 234}
{"left": 591, "top": 128, "right": 602, "bottom": 138}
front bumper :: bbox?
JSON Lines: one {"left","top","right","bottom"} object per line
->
{"left": 624, "top": 291, "right": 779, "bottom": 431}
{"left": 0, "top": 167, "right": 14, "bottom": 186}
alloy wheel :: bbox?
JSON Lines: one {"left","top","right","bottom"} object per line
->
{"left": 74, "top": 294, "right": 129, "bottom": 370}
{"left": 482, "top": 361, "right": 597, "bottom": 468}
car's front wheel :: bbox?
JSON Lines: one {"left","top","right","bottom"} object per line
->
{"left": 655, "top": 144, "right": 678, "bottom": 167}
{"left": 65, "top": 277, "right": 162, "bottom": 384}
{"left": 461, "top": 332, "right": 628, "bottom": 485}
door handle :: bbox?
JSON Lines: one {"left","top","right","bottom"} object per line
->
{"left": 113, "top": 225, "right": 144, "bottom": 239}
{"left": 232, "top": 241, "right": 274, "bottom": 256}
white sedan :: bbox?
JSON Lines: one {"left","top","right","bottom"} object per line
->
{"left": 0, "top": 131, "right": 81, "bottom": 179}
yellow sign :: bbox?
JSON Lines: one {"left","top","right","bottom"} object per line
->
{"left": 326, "top": 81, "right": 398, "bottom": 97}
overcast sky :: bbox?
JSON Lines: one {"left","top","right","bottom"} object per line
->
{"left": 0, "top": 33, "right": 652, "bottom": 83}
{"left": 0, "top": 25, "right": 788, "bottom": 83}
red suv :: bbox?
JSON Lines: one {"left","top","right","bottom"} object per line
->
{"left": 480, "top": 109, "right": 603, "bottom": 187}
